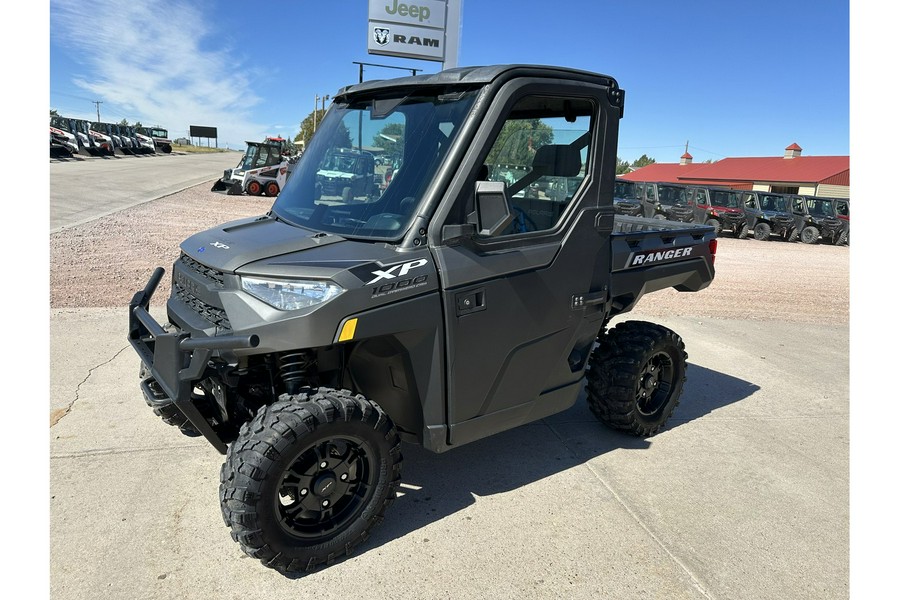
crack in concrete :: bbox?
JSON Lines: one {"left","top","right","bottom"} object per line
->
{"left": 50, "top": 345, "right": 131, "bottom": 428}
{"left": 544, "top": 420, "right": 716, "bottom": 600}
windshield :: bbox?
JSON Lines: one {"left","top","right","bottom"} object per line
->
{"left": 273, "top": 88, "right": 479, "bottom": 240}
{"left": 658, "top": 185, "right": 687, "bottom": 206}
{"left": 806, "top": 198, "right": 833, "bottom": 217}
{"left": 758, "top": 194, "right": 789, "bottom": 212}
{"left": 709, "top": 190, "right": 742, "bottom": 209}
{"left": 614, "top": 180, "right": 639, "bottom": 201}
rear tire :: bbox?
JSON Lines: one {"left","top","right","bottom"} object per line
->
{"left": 585, "top": 321, "right": 687, "bottom": 437}
{"left": 800, "top": 226, "right": 820, "bottom": 244}
{"left": 753, "top": 222, "right": 772, "bottom": 241}
{"left": 220, "top": 388, "right": 401, "bottom": 573}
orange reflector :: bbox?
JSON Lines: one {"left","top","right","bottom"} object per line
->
{"left": 338, "top": 318, "right": 358, "bottom": 342}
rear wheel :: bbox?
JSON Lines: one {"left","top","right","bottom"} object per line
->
{"left": 800, "top": 226, "right": 820, "bottom": 244}
{"left": 220, "top": 388, "right": 401, "bottom": 573}
{"left": 265, "top": 181, "right": 280, "bottom": 196}
{"left": 585, "top": 321, "right": 687, "bottom": 437}
{"left": 754, "top": 222, "right": 772, "bottom": 241}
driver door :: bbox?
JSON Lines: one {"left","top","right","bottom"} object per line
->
{"left": 432, "top": 86, "right": 616, "bottom": 447}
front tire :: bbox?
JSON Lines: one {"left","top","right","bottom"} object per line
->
{"left": 738, "top": 223, "right": 750, "bottom": 239}
{"left": 265, "top": 181, "right": 280, "bottom": 196}
{"left": 705, "top": 218, "right": 721, "bottom": 235}
{"left": 246, "top": 180, "right": 262, "bottom": 196}
{"left": 753, "top": 222, "right": 772, "bottom": 241}
{"left": 800, "top": 226, "right": 820, "bottom": 244}
{"left": 220, "top": 388, "right": 401, "bottom": 573}
{"left": 585, "top": 321, "right": 687, "bottom": 437}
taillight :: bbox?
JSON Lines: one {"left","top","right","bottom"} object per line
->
{"left": 709, "top": 239, "right": 718, "bottom": 265}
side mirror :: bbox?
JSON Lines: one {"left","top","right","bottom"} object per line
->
{"left": 474, "top": 181, "right": 515, "bottom": 237}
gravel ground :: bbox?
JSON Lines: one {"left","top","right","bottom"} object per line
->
{"left": 49, "top": 181, "right": 849, "bottom": 324}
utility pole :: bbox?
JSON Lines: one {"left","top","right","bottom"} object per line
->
{"left": 93, "top": 100, "right": 103, "bottom": 122}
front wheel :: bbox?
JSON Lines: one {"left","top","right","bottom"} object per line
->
{"left": 585, "top": 321, "right": 687, "bottom": 437}
{"left": 754, "top": 222, "right": 772, "bottom": 241}
{"left": 265, "top": 181, "right": 280, "bottom": 196}
{"left": 800, "top": 226, "right": 820, "bottom": 244}
{"left": 738, "top": 223, "right": 750, "bottom": 239}
{"left": 705, "top": 218, "right": 721, "bottom": 235}
{"left": 220, "top": 388, "right": 401, "bottom": 573}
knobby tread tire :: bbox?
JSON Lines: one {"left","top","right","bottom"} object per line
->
{"left": 584, "top": 321, "right": 687, "bottom": 437}
{"left": 219, "top": 388, "right": 401, "bottom": 573}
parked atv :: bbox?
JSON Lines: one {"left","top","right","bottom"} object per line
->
{"left": 613, "top": 178, "right": 644, "bottom": 216}
{"left": 642, "top": 182, "right": 693, "bottom": 222}
{"left": 790, "top": 195, "right": 848, "bottom": 245}
{"left": 128, "top": 64, "right": 717, "bottom": 574}
{"left": 738, "top": 191, "right": 795, "bottom": 241}
{"left": 686, "top": 186, "right": 746, "bottom": 236}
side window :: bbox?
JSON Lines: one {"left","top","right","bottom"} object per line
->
{"left": 742, "top": 192, "right": 756, "bottom": 209}
{"left": 645, "top": 185, "right": 656, "bottom": 201}
{"left": 480, "top": 95, "right": 594, "bottom": 235}
{"left": 696, "top": 189, "right": 708, "bottom": 205}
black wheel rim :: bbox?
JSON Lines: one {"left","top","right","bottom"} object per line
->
{"left": 276, "top": 435, "right": 376, "bottom": 540}
{"left": 635, "top": 351, "right": 675, "bottom": 417}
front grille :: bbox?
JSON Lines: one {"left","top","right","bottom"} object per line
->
{"left": 180, "top": 253, "right": 225, "bottom": 287}
{"left": 174, "top": 283, "right": 231, "bottom": 330}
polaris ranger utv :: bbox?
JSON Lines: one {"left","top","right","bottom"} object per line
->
{"left": 686, "top": 186, "right": 746, "bottom": 237}
{"left": 737, "top": 191, "right": 794, "bottom": 241}
{"left": 639, "top": 182, "right": 694, "bottom": 222}
{"left": 791, "top": 195, "right": 849, "bottom": 245}
{"left": 128, "top": 65, "right": 716, "bottom": 574}
{"left": 612, "top": 178, "right": 644, "bottom": 216}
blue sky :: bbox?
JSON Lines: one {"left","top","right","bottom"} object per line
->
{"left": 48, "top": 0, "right": 849, "bottom": 162}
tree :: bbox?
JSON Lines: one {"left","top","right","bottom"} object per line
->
{"left": 118, "top": 118, "right": 129, "bottom": 126}
{"left": 616, "top": 156, "right": 631, "bottom": 175}
{"left": 631, "top": 154, "right": 656, "bottom": 169}
{"left": 296, "top": 109, "right": 328, "bottom": 147}
{"left": 50, "top": 109, "right": 59, "bottom": 117}
{"left": 134, "top": 121, "right": 143, "bottom": 129}
{"left": 373, "top": 122, "right": 405, "bottom": 163}
{"left": 486, "top": 119, "right": 554, "bottom": 167}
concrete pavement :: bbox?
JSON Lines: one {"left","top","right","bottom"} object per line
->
{"left": 49, "top": 308, "right": 848, "bottom": 599}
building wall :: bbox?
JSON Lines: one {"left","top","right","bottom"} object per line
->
{"left": 814, "top": 184, "right": 850, "bottom": 198}
{"left": 752, "top": 182, "right": 817, "bottom": 195}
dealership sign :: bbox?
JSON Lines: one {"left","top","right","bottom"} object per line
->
{"left": 367, "top": 0, "right": 459, "bottom": 65}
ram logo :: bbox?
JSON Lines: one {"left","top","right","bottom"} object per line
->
{"left": 373, "top": 27, "right": 390, "bottom": 46}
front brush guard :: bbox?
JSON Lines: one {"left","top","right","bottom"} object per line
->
{"left": 128, "top": 267, "right": 259, "bottom": 453}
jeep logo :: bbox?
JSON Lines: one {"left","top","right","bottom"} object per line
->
{"left": 384, "top": 0, "right": 431, "bottom": 22}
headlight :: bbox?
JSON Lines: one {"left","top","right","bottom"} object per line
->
{"left": 241, "top": 277, "right": 343, "bottom": 311}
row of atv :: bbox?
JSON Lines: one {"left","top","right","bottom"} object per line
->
{"left": 613, "top": 180, "right": 849, "bottom": 246}
{"left": 50, "top": 114, "right": 173, "bottom": 158}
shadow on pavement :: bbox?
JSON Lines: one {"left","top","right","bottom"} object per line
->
{"left": 281, "top": 363, "right": 758, "bottom": 578}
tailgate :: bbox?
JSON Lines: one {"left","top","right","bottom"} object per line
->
{"left": 608, "top": 216, "right": 716, "bottom": 314}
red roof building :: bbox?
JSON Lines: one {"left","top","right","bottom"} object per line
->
{"left": 621, "top": 144, "right": 849, "bottom": 197}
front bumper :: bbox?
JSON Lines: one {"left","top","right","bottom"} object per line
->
{"left": 127, "top": 267, "right": 259, "bottom": 453}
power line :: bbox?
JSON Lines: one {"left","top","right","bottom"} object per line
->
{"left": 92, "top": 100, "right": 103, "bottom": 122}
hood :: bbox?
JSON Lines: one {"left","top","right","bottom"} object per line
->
{"left": 179, "top": 214, "right": 399, "bottom": 276}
